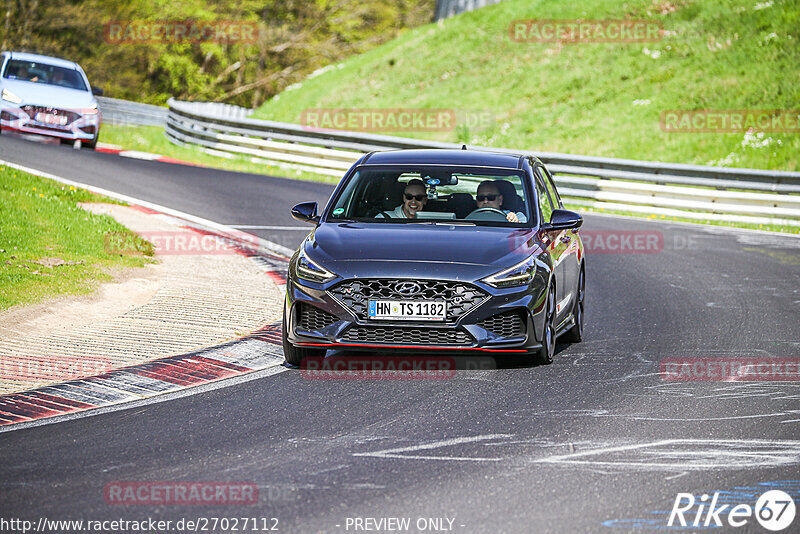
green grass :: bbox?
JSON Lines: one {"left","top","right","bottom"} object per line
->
{"left": 0, "top": 165, "right": 155, "bottom": 311}
{"left": 99, "top": 124, "right": 341, "bottom": 184}
{"left": 253, "top": 0, "right": 799, "bottom": 171}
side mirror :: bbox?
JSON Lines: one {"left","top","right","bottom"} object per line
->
{"left": 545, "top": 209, "right": 583, "bottom": 230}
{"left": 91, "top": 86, "right": 104, "bottom": 96}
{"left": 291, "top": 201, "right": 320, "bottom": 224}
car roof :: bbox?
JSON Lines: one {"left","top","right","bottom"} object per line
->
{"left": 3, "top": 51, "right": 80, "bottom": 69}
{"left": 362, "top": 149, "right": 526, "bottom": 169}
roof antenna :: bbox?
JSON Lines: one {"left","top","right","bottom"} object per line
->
{"left": 461, "top": 144, "right": 467, "bottom": 150}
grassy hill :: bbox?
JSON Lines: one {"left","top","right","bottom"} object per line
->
{"left": 253, "top": 0, "right": 799, "bottom": 171}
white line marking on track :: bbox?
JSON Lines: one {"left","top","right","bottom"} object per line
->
{"left": 582, "top": 210, "right": 800, "bottom": 239}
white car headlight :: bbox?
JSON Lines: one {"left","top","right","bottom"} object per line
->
{"left": 1, "top": 88, "right": 22, "bottom": 104}
{"left": 482, "top": 255, "right": 537, "bottom": 288}
{"left": 295, "top": 247, "right": 336, "bottom": 284}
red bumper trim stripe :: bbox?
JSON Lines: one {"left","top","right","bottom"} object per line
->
{"left": 295, "top": 342, "right": 527, "bottom": 353}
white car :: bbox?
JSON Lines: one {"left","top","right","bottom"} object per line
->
{"left": 0, "top": 51, "right": 102, "bottom": 148}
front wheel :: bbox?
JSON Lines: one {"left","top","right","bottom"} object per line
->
{"left": 533, "top": 283, "right": 556, "bottom": 365}
{"left": 282, "top": 313, "right": 326, "bottom": 366}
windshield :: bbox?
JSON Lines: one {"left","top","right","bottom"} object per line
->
{"left": 2, "top": 59, "right": 88, "bottom": 91}
{"left": 327, "top": 165, "right": 533, "bottom": 226}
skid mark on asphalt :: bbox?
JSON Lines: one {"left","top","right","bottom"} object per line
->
{"left": 353, "top": 434, "right": 513, "bottom": 461}
{"left": 352, "top": 435, "right": 800, "bottom": 471}
{"left": 625, "top": 382, "right": 800, "bottom": 401}
{"left": 506, "top": 407, "right": 800, "bottom": 423}
{"left": 534, "top": 439, "right": 800, "bottom": 470}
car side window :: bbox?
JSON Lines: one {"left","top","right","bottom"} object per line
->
{"left": 534, "top": 174, "right": 553, "bottom": 223}
{"left": 540, "top": 166, "right": 563, "bottom": 209}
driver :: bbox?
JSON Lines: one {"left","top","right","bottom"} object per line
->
{"left": 472, "top": 181, "right": 526, "bottom": 223}
{"left": 378, "top": 179, "right": 428, "bottom": 218}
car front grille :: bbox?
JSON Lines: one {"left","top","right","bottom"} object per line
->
{"left": 21, "top": 105, "right": 80, "bottom": 127}
{"left": 341, "top": 326, "right": 472, "bottom": 346}
{"left": 328, "top": 279, "right": 488, "bottom": 322}
{"left": 297, "top": 304, "right": 339, "bottom": 331}
{"left": 478, "top": 311, "right": 526, "bottom": 338}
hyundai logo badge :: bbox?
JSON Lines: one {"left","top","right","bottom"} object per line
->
{"left": 394, "top": 281, "right": 422, "bottom": 296}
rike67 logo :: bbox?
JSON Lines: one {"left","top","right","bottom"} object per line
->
{"left": 669, "top": 490, "right": 796, "bottom": 531}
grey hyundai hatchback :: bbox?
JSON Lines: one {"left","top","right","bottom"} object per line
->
{"left": 283, "top": 149, "right": 585, "bottom": 366}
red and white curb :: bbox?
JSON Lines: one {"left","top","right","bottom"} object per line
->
{"left": 96, "top": 143, "right": 205, "bottom": 167}
{"left": 0, "top": 159, "right": 294, "bottom": 430}
{"left": 0, "top": 323, "right": 286, "bottom": 428}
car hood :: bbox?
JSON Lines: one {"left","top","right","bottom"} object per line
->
{"left": 1, "top": 79, "right": 95, "bottom": 109}
{"left": 306, "top": 222, "right": 539, "bottom": 280}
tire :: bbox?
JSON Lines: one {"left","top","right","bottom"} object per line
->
{"left": 282, "top": 311, "right": 326, "bottom": 366}
{"left": 563, "top": 266, "right": 585, "bottom": 344}
{"left": 533, "top": 282, "right": 556, "bottom": 365}
{"left": 84, "top": 135, "right": 98, "bottom": 150}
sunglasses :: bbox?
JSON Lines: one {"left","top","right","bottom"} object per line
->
{"left": 404, "top": 193, "right": 426, "bottom": 201}
{"left": 476, "top": 194, "right": 499, "bottom": 202}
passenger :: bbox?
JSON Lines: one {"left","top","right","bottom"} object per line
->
{"left": 50, "top": 70, "right": 65, "bottom": 86}
{"left": 472, "top": 180, "right": 527, "bottom": 223}
{"left": 378, "top": 178, "right": 428, "bottom": 218}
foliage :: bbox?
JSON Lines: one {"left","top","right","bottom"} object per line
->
{"left": 1, "top": 0, "right": 434, "bottom": 107}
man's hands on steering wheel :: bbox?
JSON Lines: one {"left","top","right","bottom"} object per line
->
{"left": 465, "top": 207, "right": 507, "bottom": 221}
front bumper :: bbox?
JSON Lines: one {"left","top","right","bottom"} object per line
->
{"left": 1, "top": 104, "right": 100, "bottom": 141}
{"left": 285, "top": 274, "right": 549, "bottom": 355}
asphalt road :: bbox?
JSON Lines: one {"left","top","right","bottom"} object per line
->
{"left": 1, "top": 135, "right": 800, "bottom": 533}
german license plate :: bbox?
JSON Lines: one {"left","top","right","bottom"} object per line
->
{"left": 368, "top": 300, "right": 446, "bottom": 321}
{"left": 35, "top": 113, "right": 67, "bottom": 126}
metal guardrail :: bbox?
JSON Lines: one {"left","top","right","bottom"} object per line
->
{"left": 165, "top": 98, "right": 800, "bottom": 227}
{"left": 97, "top": 97, "right": 168, "bottom": 126}
{"left": 98, "top": 97, "right": 250, "bottom": 127}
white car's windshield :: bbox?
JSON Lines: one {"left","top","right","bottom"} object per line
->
{"left": 3, "top": 59, "right": 88, "bottom": 92}
{"left": 328, "top": 166, "right": 533, "bottom": 226}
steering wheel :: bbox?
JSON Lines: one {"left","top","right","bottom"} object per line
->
{"left": 465, "top": 207, "right": 507, "bottom": 221}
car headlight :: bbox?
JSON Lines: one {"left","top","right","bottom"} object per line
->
{"left": 295, "top": 247, "right": 336, "bottom": 284}
{"left": 1, "top": 88, "right": 22, "bottom": 104}
{"left": 82, "top": 104, "right": 99, "bottom": 115}
{"left": 482, "top": 255, "right": 537, "bottom": 288}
